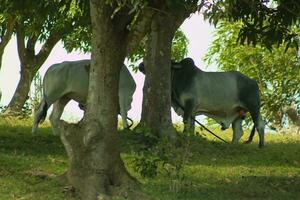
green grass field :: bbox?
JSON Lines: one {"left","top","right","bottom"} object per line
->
{"left": 0, "top": 118, "right": 299, "bottom": 200}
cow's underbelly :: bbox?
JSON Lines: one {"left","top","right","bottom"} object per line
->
{"left": 175, "top": 90, "right": 248, "bottom": 127}
{"left": 198, "top": 110, "right": 238, "bottom": 129}
{"left": 193, "top": 105, "right": 247, "bottom": 129}
{"left": 62, "top": 82, "right": 89, "bottom": 105}
{"left": 68, "top": 90, "right": 87, "bottom": 105}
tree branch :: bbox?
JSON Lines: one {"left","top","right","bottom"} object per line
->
{"left": 26, "top": 35, "right": 38, "bottom": 58}
{"left": 34, "top": 31, "right": 61, "bottom": 69}
{"left": 0, "top": 15, "right": 16, "bottom": 53}
{"left": 16, "top": 23, "right": 27, "bottom": 64}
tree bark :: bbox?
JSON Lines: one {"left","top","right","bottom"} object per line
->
{"left": 59, "top": 1, "right": 144, "bottom": 199}
{"left": 6, "top": 64, "right": 37, "bottom": 113}
{"left": 285, "top": 106, "right": 300, "bottom": 127}
{"left": 0, "top": 16, "right": 15, "bottom": 71}
{"left": 139, "top": 8, "right": 188, "bottom": 138}
{"left": 5, "top": 23, "right": 61, "bottom": 114}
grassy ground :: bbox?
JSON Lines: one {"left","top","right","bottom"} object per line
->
{"left": 0, "top": 118, "right": 299, "bottom": 200}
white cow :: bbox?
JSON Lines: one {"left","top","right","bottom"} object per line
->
{"left": 32, "top": 59, "right": 136, "bottom": 135}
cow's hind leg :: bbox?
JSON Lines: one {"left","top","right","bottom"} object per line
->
{"left": 256, "top": 114, "right": 265, "bottom": 148}
{"left": 49, "top": 97, "right": 69, "bottom": 135}
{"left": 232, "top": 118, "right": 244, "bottom": 144}
{"left": 249, "top": 110, "right": 265, "bottom": 148}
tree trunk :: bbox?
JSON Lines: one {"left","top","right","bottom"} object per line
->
{"left": 139, "top": 10, "right": 187, "bottom": 138}
{"left": 285, "top": 106, "right": 300, "bottom": 127}
{"left": 5, "top": 22, "right": 60, "bottom": 115}
{"left": 59, "top": 1, "right": 143, "bottom": 199}
{"left": 5, "top": 63, "right": 38, "bottom": 113}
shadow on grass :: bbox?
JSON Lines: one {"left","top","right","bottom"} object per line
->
{"left": 1, "top": 123, "right": 300, "bottom": 169}
{"left": 119, "top": 129, "right": 300, "bottom": 169}
{"left": 147, "top": 174, "right": 300, "bottom": 200}
{"left": 0, "top": 125, "right": 64, "bottom": 156}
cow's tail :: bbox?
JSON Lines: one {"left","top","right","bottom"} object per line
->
{"left": 127, "top": 116, "right": 134, "bottom": 129}
{"left": 32, "top": 97, "right": 48, "bottom": 135}
{"left": 244, "top": 125, "right": 256, "bottom": 144}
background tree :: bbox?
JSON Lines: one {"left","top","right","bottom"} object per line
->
{"left": 3, "top": 0, "right": 89, "bottom": 114}
{"left": 204, "top": 21, "right": 300, "bottom": 128}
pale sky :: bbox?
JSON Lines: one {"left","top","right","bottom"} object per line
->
{"left": 0, "top": 13, "right": 215, "bottom": 122}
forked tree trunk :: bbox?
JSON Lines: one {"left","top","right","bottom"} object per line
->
{"left": 5, "top": 22, "right": 61, "bottom": 115}
{"left": 59, "top": 1, "right": 141, "bottom": 199}
{"left": 140, "top": 10, "right": 187, "bottom": 138}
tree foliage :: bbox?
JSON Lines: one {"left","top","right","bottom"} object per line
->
{"left": 0, "top": 0, "right": 90, "bottom": 54}
{"left": 0, "top": 0, "right": 91, "bottom": 113}
{"left": 204, "top": 21, "right": 300, "bottom": 127}
{"left": 201, "top": 0, "right": 300, "bottom": 50}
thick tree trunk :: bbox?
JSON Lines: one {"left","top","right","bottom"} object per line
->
{"left": 59, "top": 1, "right": 143, "bottom": 199}
{"left": 139, "top": 10, "right": 187, "bottom": 138}
{"left": 6, "top": 64, "right": 38, "bottom": 113}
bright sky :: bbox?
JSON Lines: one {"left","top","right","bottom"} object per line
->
{"left": 0, "top": 13, "right": 215, "bottom": 122}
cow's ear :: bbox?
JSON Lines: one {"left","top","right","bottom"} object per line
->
{"left": 138, "top": 62, "right": 145, "bottom": 74}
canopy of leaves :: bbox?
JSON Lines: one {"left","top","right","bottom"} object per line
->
{"left": 201, "top": 0, "right": 300, "bottom": 50}
{"left": 204, "top": 21, "right": 300, "bottom": 127}
{"left": 0, "top": 0, "right": 91, "bottom": 53}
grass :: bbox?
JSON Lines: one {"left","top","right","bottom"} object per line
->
{"left": 0, "top": 118, "right": 300, "bottom": 199}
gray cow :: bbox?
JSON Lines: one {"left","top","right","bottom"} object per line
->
{"left": 139, "top": 58, "right": 265, "bottom": 148}
{"left": 32, "top": 59, "right": 136, "bottom": 135}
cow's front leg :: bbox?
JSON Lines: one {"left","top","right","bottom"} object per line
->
{"left": 183, "top": 100, "right": 194, "bottom": 133}
{"left": 232, "top": 118, "right": 244, "bottom": 143}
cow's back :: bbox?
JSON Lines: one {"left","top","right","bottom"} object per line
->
{"left": 43, "top": 60, "right": 90, "bottom": 105}
{"left": 173, "top": 68, "right": 258, "bottom": 113}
